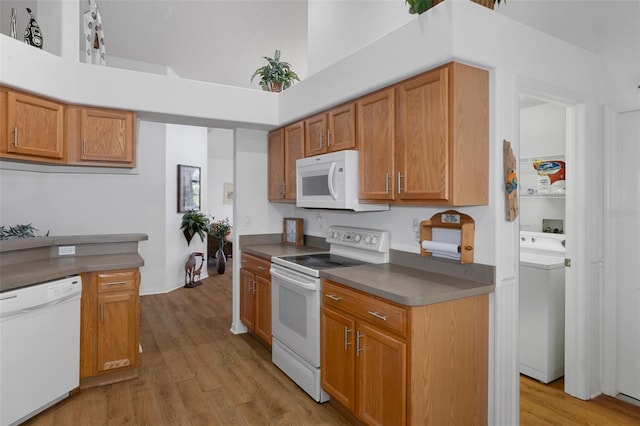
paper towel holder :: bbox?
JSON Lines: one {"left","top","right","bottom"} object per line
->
{"left": 420, "top": 209, "right": 475, "bottom": 264}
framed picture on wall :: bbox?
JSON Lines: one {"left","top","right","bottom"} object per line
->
{"left": 177, "top": 164, "right": 201, "bottom": 212}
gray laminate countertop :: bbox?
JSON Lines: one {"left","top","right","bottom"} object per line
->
{"left": 242, "top": 244, "right": 327, "bottom": 261}
{"left": 0, "top": 233, "right": 147, "bottom": 292}
{"left": 242, "top": 244, "right": 494, "bottom": 307}
{"left": 321, "top": 263, "right": 494, "bottom": 306}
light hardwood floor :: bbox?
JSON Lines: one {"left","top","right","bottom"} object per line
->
{"left": 25, "top": 261, "right": 640, "bottom": 425}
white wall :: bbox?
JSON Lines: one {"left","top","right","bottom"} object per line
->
{"left": 163, "top": 124, "right": 209, "bottom": 293}
{"left": 207, "top": 129, "right": 233, "bottom": 225}
{"left": 307, "top": 0, "right": 411, "bottom": 76}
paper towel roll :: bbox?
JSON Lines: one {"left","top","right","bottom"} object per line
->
{"left": 421, "top": 240, "right": 460, "bottom": 260}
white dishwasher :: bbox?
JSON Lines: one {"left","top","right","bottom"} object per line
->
{"left": 0, "top": 275, "right": 82, "bottom": 426}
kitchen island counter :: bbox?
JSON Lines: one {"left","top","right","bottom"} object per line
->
{"left": 321, "top": 263, "right": 494, "bottom": 307}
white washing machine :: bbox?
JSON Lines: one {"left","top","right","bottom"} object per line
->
{"left": 519, "top": 231, "right": 566, "bottom": 383}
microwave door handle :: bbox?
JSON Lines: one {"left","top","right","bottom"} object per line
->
{"left": 327, "top": 162, "right": 338, "bottom": 200}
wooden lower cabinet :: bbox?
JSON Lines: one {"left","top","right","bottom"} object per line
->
{"left": 321, "top": 279, "right": 488, "bottom": 425}
{"left": 239, "top": 252, "right": 272, "bottom": 348}
{"left": 80, "top": 268, "right": 140, "bottom": 387}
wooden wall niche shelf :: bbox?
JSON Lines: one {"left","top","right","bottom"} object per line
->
{"left": 420, "top": 209, "right": 475, "bottom": 264}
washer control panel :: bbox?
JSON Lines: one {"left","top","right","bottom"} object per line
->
{"left": 326, "top": 226, "right": 389, "bottom": 253}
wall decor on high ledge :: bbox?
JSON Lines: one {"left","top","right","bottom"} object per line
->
{"left": 83, "top": 0, "right": 106, "bottom": 65}
{"left": 24, "top": 8, "right": 43, "bottom": 49}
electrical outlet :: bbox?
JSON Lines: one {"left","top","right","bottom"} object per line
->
{"left": 412, "top": 218, "right": 420, "bottom": 241}
{"left": 316, "top": 213, "right": 323, "bottom": 229}
{"left": 58, "top": 246, "right": 76, "bottom": 256}
{"left": 244, "top": 216, "right": 252, "bottom": 226}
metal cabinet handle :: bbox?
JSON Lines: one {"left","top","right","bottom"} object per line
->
{"left": 282, "top": 182, "right": 287, "bottom": 196}
{"left": 325, "top": 294, "right": 342, "bottom": 301}
{"left": 327, "top": 128, "right": 331, "bottom": 147}
{"left": 104, "top": 280, "right": 128, "bottom": 286}
{"left": 344, "top": 327, "right": 352, "bottom": 350}
{"left": 397, "top": 172, "right": 403, "bottom": 194}
{"left": 319, "top": 131, "right": 324, "bottom": 149}
{"left": 385, "top": 173, "right": 390, "bottom": 194}
{"left": 100, "top": 303, "right": 104, "bottom": 322}
{"left": 368, "top": 311, "right": 388, "bottom": 321}
{"left": 256, "top": 265, "right": 267, "bottom": 271}
{"left": 356, "top": 331, "right": 364, "bottom": 356}
{"left": 82, "top": 139, "right": 87, "bottom": 156}
{"left": 13, "top": 128, "right": 18, "bottom": 147}
{"left": 252, "top": 279, "right": 257, "bottom": 293}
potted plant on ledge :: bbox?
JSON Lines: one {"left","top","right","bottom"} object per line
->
{"left": 251, "top": 49, "right": 300, "bottom": 92}
{"left": 209, "top": 217, "right": 231, "bottom": 274}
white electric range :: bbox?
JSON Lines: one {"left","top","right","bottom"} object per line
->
{"left": 270, "top": 225, "right": 389, "bottom": 402}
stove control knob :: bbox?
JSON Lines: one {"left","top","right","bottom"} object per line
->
{"left": 332, "top": 231, "right": 340, "bottom": 239}
{"left": 354, "top": 234, "right": 362, "bottom": 243}
{"left": 364, "top": 235, "right": 371, "bottom": 244}
{"left": 371, "top": 235, "right": 379, "bottom": 245}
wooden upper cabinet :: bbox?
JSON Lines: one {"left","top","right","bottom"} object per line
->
{"left": 67, "top": 106, "right": 136, "bottom": 167}
{"left": 268, "top": 128, "right": 285, "bottom": 201}
{"left": 304, "top": 112, "right": 327, "bottom": 157}
{"left": 268, "top": 123, "right": 303, "bottom": 203}
{"left": 304, "top": 102, "right": 356, "bottom": 157}
{"left": 0, "top": 87, "right": 65, "bottom": 162}
{"left": 396, "top": 67, "right": 450, "bottom": 201}
{"left": 396, "top": 62, "right": 488, "bottom": 205}
{"left": 357, "top": 88, "right": 395, "bottom": 201}
{"left": 284, "top": 121, "right": 304, "bottom": 201}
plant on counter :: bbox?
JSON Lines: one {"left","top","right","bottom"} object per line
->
{"left": 209, "top": 217, "right": 231, "bottom": 250}
{"left": 406, "top": 0, "right": 505, "bottom": 15}
{"left": 180, "top": 210, "right": 210, "bottom": 246}
{"left": 0, "top": 223, "right": 47, "bottom": 240}
{"left": 251, "top": 49, "right": 300, "bottom": 92}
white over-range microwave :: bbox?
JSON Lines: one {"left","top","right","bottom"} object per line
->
{"left": 296, "top": 150, "right": 389, "bottom": 211}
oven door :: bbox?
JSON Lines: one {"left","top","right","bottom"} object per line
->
{"left": 270, "top": 264, "right": 321, "bottom": 367}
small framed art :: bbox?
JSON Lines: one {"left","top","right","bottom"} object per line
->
{"left": 283, "top": 218, "right": 304, "bottom": 246}
{"left": 177, "top": 164, "right": 201, "bottom": 212}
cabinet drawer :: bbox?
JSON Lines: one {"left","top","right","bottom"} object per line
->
{"left": 323, "top": 280, "right": 407, "bottom": 338}
{"left": 97, "top": 270, "right": 137, "bottom": 293}
{"left": 241, "top": 253, "right": 271, "bottom": 278}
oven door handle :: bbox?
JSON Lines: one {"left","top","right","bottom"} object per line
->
{"left": 270, "top": 267, "right": 319, "bottom": 291}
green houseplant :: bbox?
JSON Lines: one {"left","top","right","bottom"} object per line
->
{"left": 0, "top": 224, "right": 45, "bottom": 240}
{"left": 251, "top": 49, "right": 300, "bottom": 92}
{"left": 180, "top": 210, "right": 210, "bottom": 246}
{"left": 406, "top": 0, "right": 504, "bottom": 14}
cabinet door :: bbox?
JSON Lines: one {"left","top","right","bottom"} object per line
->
{"left": 97, "top": 290, "right": 138, "bottom": 372}
{"left": 5, "top": 90, "right": 64, "bottom": 160}
{"left": 254, "top": 275, "right": 271, "bottom": 347}
{"left": 321, "top": 307, "right": 356, "bottom": 410}
{"left": 357, "top": 322, "right": 406, "bottom": 426}
{"left": 268, "top": 128, "right": 285, "bottom": 200}
{"left": 304, "top": 112, "right": 327, "bottom": 157}
{"left": 357, "top": 88, "right": 395, "bottom": 201}
{"left": 396, "top": 67, "right": 449, "bottom": 201}
{"left": 80, "top": 108, "right": 135, "bottom": 163}
{"left": 328, "top": 102, "right": 356, "bottom": 152}
{"left": 284, "top": 121, "right": 304, "bottom": 201}
{"left": 239, "top": 268, "right": 255, "bottom": 331}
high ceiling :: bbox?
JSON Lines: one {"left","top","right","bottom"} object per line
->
{"left": 76, "top": 0, "right": 639, "bottom": 92}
